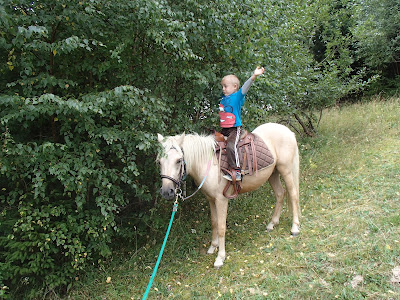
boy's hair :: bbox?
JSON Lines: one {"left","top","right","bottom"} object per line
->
{"left": 221, "top": 74, "right": 240, "bottom": 90}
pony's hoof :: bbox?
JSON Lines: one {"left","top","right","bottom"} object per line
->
{"left": 214, "top": 256, "right": 225, "bottom": 269}
{"left": 207, "top": 245, "right": 217, "bottom": 254}
{"left": 291, "top": 224, "right": 300, "bottom": 236}
{"left": 214, "top": 264, "right": 222, "bottom": 270}
{"left": 214, "top": 261, "right": 223, "bottom": 269}
{"left": 266, "top": 222, "right": 276, "bottom": 232}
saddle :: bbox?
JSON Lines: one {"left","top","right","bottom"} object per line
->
{"left": 215, "top": 130, "right": 274, "bottom": 199}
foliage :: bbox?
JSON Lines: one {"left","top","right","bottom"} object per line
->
{"left": 200, "top": 0, "right": 373, "bottom": 136}
{"left": 0, "top": 0, "right": 112, "bottom": 97}
{"left": 249, "top": 0, "right": 373, "bottom": 136}
{"left": 0, "top": 88, "right": 168, "bottom": 296}
{"left": 351, "top": 0, "right": 400, "bottom": 79}
{"left": 0, "top": 0, "right": 376, "bottom": 136}
{"left": 0, "top": 0, "right": 398, "bottom": 297}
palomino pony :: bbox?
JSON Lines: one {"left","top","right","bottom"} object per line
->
{"left": 157, "top": 123, "right": 300, "bottom": 268}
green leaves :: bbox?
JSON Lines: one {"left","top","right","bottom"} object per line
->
{"left": 351, "top": 0, "right": 400, "bottom": 93}
{"left": 0, "top": 0, "right": 395, "bottom": 297}
{"left": 0, "top": 86, "right": 166, "bottom": 295}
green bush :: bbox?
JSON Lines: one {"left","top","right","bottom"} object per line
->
{"left": 0, "top": 86, "right": 168, "bottom": 296}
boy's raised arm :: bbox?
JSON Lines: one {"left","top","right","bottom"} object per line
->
{"left": 242, "top": 66, "right": 265, "bottom": 95}
{"left": 251, "top": 66, "right": 265, "bottom": 81}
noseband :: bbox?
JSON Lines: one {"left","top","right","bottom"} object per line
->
{"left": 160, "top": 174, "right": 181, "bottom": 186}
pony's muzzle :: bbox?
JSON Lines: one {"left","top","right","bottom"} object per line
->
{"left": 160, "top": 186, "right": 175, "bottom": 200}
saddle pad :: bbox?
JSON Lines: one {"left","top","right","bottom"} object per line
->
{"left": 218, "top": 133, "right": 274, "bottom": 175}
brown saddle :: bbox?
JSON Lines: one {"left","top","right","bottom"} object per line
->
{"left": 215, "top": 130, "right": 275, "bottom": 199}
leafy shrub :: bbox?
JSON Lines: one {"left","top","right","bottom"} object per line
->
{"left": 0, "top": 86, "right": 168, "bottom": 296}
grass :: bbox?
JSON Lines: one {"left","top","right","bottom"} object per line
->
{"left": 66, "top": 97, "right": 399, "bottom": 299}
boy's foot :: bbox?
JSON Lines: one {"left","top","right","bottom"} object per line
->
{"left": 223, "top": 171, "right": 241, "bottom": 181}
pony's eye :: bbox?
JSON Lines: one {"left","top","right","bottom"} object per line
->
{"left": 176, "top": 159, "right": 182, "bottom": 165}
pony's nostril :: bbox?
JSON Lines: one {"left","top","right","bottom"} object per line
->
{"left": 167, "top": 188, "right": 175, "bottom": 199}
{"left": 160, "top": 187, "right": 175, "bottom": 199}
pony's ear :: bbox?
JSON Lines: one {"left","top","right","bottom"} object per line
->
{"left": 176, "top": 133, "right": 185, "bottom": 146}
{"left": 157, "top": 133, "right": 164, "bottom": 143}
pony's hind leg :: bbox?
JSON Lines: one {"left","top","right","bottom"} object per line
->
{"left": 278, "top": 168, "right": 300, "bottom": 236}
{"left": 267, "top": 170, "right": 285, "bottom": 232}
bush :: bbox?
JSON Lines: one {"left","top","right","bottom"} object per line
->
{"left": 0, "top": 86, "right": 168, "bottom": 296}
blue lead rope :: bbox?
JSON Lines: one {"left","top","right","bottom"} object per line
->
{"left": 142, "top": 202, "right": 178, "bottom": 300}
{"left": 143, "top": 150, "right": 213, "bottom": 299}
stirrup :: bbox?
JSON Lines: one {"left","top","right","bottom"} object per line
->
{"left": 223, "top": 171, "right": 241, "bottom": 181}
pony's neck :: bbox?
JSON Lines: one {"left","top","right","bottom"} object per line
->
{"left": 181, "top": 134, "right": 215, "bottom": 175}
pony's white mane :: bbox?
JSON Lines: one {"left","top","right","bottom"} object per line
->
{"left": 164, "top": 133, "right": 215, "bottom": 173}
{"left": 182, "top": 134, "right": 216, "bottom": 170}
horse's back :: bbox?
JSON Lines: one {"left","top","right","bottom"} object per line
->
{"left": 252, "top": 123, "right": 298, "bottom": 163}
{"left": 253, "top": 123, "right": 297, "bottom": 144}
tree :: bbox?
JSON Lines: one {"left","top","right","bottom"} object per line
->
{"left": 234, "top": 0, "right": 370, "bottom": 136}
{"left": 351, "top": 0, "right": 400, "bottom": 93}
{"left": 0, "top": 1, "right": 170, "bottom": 296}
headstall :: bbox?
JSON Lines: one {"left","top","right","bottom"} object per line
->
{"left": 160, "top": 146, "right": 187, "bottom": 188}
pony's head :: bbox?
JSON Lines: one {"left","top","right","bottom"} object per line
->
{"left": 157, "top": 133, "right": 186, "bottom": 199}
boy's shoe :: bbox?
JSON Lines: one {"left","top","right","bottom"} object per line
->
{"left": 223, "top": 171, "right": 241, "bottom": 181}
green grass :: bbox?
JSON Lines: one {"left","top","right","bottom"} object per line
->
{"left": 66, "top": 98, "right": 399, "bottom": 299}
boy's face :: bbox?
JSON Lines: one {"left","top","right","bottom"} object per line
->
{"left": 221, "top": 79, "right": 238, "bottom": 96}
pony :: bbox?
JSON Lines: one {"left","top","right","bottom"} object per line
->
{"left": 157, "top": 123, "right": 300, "bottom": 268}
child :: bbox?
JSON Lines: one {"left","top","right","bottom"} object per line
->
{"left": 219, "top": 66, "right": 265, "bottom": 181}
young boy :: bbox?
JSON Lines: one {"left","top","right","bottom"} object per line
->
{"left": 219, "top": 66, "right": 265, "bottom": 181}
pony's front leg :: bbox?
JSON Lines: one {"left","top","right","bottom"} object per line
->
{"left": 207, "top": 198, "right": 219, "bottom": 254}
{"left": 213, "top": 197, "right": 228, "bottom": 269}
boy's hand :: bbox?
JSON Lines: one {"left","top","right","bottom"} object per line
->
{"left": 253, "top": 66, "right": 265, "bottom": 76}
{"left": 251, "top": 66, "right": 265, "bottom": 81}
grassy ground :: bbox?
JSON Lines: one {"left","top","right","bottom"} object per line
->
{"left": 67, "top": 98, "right": 400, "bottom": 299}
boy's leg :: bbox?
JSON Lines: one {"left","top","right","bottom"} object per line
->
{"left": 225, "top": 127, "right": 238, "bottom": 168}
{"left": 224, "top": 127, "right": 242, "bottom": 181}
{"left": 233, "top": 126, "right": 241, "bottom": 168}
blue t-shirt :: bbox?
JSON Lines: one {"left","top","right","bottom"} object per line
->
{"left": 220, "top": 88, "right": 245, "bottom": 127}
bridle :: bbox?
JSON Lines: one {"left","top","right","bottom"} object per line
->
{"left": 160, "top": 146, "right": 187, "bottom": 189}
{"left": 160, "top": 145, "right": 213, "bottom": 201}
